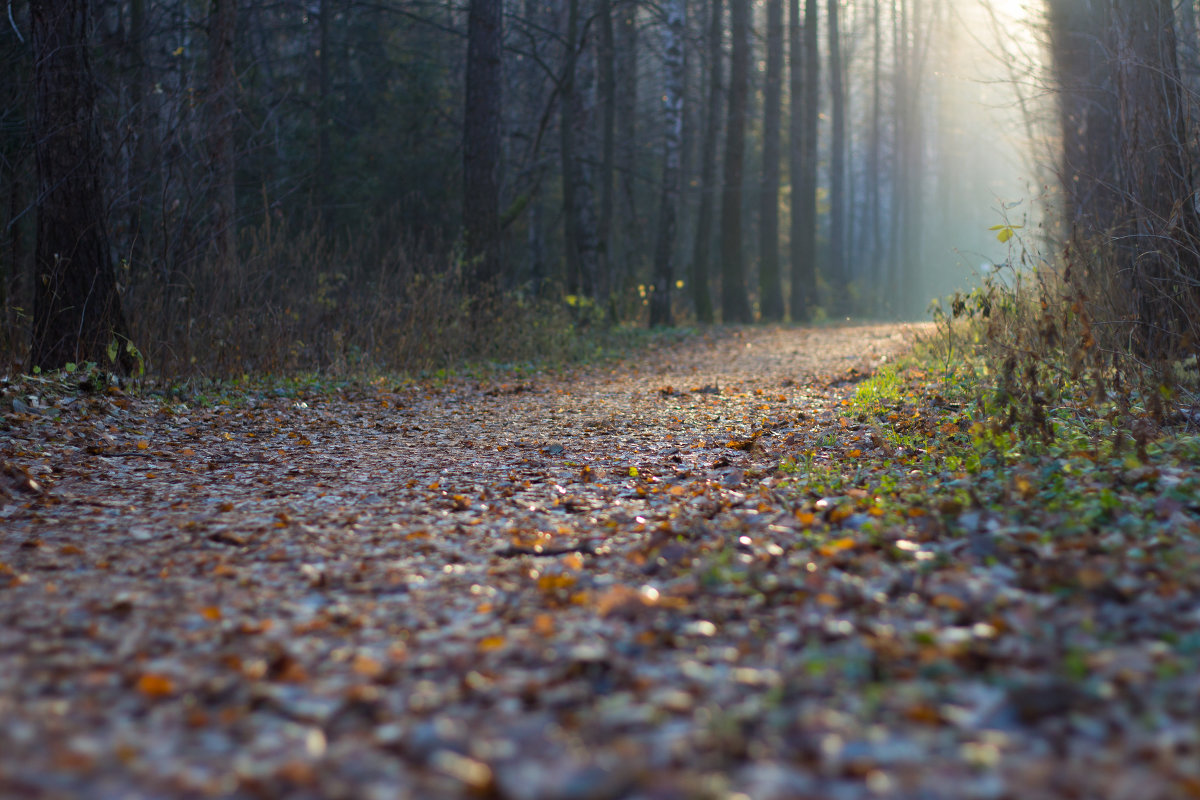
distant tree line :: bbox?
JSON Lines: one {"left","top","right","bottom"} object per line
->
{"left": 2, "top": 0, "right": 1198, "bottom": 371}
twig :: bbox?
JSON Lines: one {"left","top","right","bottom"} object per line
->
{"left": 8, "top": 1, "right": 23, "bottom": 44}
{"left": 494, "top": 542, "right": 597, "bottom": 558}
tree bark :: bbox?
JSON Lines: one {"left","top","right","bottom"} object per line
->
{"left": 759, "top": 0, "right": 785, "bottom": 321}
{"left": 720, "top": 0, "right": 753, "bottom": 322}
{"left": 651, "top": 0, "right": 687, "bottom": 326}
{"left": 1047, "top": 0, "right": 1119, "bottom": 244}
{"left": 598, "top": 0, "right": 616, "bottom": 302}
{"left": 560, "top": 0, "right": 601, "bottom": 300}
{"left": 690, "top": 0, "right": 722, "bottom": 323}
{"left": 463, "top": 0, "right": 504, "bottom": 286}
{"left": 29, "top": 0, "right": 129, "bottom": 370}
{"left": 827, "top": 0, "right": 847, "bottom": 312}
{"left": 791, "top": 0, "right": 819, "bottom": 320}
{"left": 317, "top": 0, "right": 333, "bottom": 224}
{"left": 1110, "top": 0, "right": 1196, "bottom": 354}
{"left": 887, "top": 0, "right": 906, "bottom": 316}
{"left": 867, "top": 0, "right": 882, "bottom": 313}
{"left": 207, "top": 0, "right": 237, "bottom": 281}
{"left": 615, "top": 0, "right": 640, "bottom": 296}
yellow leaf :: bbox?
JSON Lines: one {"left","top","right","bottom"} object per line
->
{"left": 818, "top": 537, "right": 856, "bottom": 556}
{"left": 477, "top": 635, "right": 506, "bottom": 652}
{"left": 172, "top": 46, "right": 184, "bottom": 56}
{"left": 136, "top": 440, "right": 149, "bottom": 450}
{"left": 537, "top": 573, "right": 577, "bottom": 593}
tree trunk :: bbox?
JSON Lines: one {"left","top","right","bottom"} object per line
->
{"left": 651, "top": 0, "right": 687, "bottom": 326}
{"left": 523, "top": 0, "right": 548, "bottom": 294}
{"left": 29, "top": 0, "right": 129, "bottom": 370}
{"left": 887, "top": 0, "right": 906, "bottom": 316}
{"left": 690, "top": 0, "right": 722, "bottom": 323}
{"left": 207, "top": 0, "right": 237, "bottom": 282}
{"left": 791, "top": 0, "right": 819, "bottom": 320}
{"left": 901, "top": 0, "right": 924, "bottom": 316}
{"left": 1047, "top": 0, "right": 1119, "bottom": 244}
{"left": 1110, "top": 0, "right": 1197, "bottom": 354}
{"left": 1049, "top": 0, "right": 1199, "bottom": 356}
{"left": 827, "top": 0, "right": 847, "bottom": 312}
{"left": 1179, "top": 0, "right": 1197, "bottom": 77}
{"left": 573, "top": 30, "right": 603, "bottom": 299}
{"left": 463, "top": 0, "right": 504, "bottom": 286}
{"left": 867, "top": 0, "right": 882, "bottom": 314}
{"left": 317, "top": 0, "right": 333, "bottom": 225}
{"left": 720, "top": 0, "right": 753, "bottom": 322}
{"left": 598, "top": 0, "right": 616, "bottom": 303}
{"left": 561, "top": 0, "right": 581, "bottom": 295}
{"left": 560, "top": 0, "right": 601, "bottom": 300}
{"left": 615, "top": 0, "right": 640, "bottom": 297}
{"left": 126, "top": 0, "right": 148, "bottom": 271}
{"left": 758, "top": 0, "right": 785, "bottom": 321}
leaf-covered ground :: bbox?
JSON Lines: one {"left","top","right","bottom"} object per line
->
{"left": 4, "top": 323, "right": 1200, "bottom": 800}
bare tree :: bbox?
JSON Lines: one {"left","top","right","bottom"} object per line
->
{"left": 29, "top": 0, "right": 129, "bottom": 369}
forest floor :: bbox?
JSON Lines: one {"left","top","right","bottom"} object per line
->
{"left": 3, "top": 323, "right": 1200, "bottom": 800}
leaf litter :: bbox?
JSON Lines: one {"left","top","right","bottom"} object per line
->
{"left": 2, "top": 323, "right": 1200, "bottom": 799}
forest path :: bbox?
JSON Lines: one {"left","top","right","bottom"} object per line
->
{"left": 8, "top": 320, "right": 1178, "bottom": 800}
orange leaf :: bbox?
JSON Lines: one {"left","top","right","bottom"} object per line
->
{"left": 136, "top": 673, "right": 175, "bottom": 697}
{"left": 200, "top": 606, "right": 222, "bottom": 621}
{"left": 932, "top": 593, "right": 965, "bottom": 612}
{"left": 537, "top": 573, "right": 577, "bottom": 593}
{"left": 903, "top": 704, "right": 943, "bottom": 725}
{"left": 352, "top": 654, "right": 384, "bottom": 678}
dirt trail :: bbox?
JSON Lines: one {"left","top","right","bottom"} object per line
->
{"left": 0, "top": 323, "right": 949, "bottom": 799}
